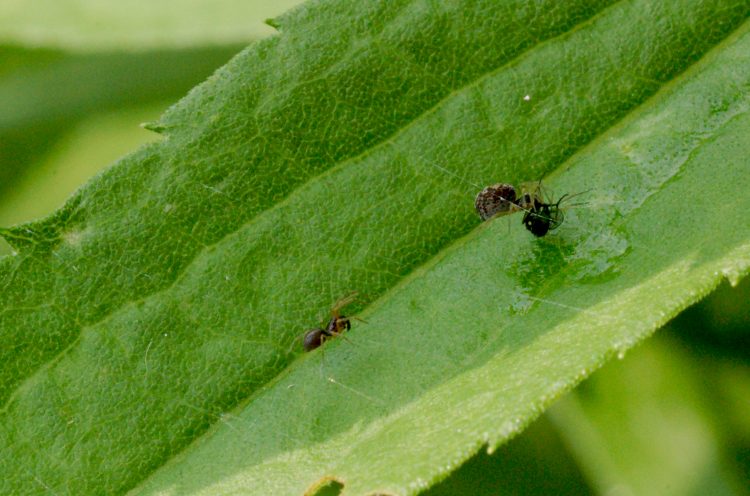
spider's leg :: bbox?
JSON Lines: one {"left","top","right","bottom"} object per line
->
{"left": 330, "top": 291, "right": 361, "bottom": 318}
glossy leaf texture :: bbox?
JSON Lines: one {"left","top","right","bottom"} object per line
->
{"left": 2, "top": 1, "right": 750, "bottom": 495}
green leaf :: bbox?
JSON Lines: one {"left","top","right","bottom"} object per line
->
{"left": 0, "top": 46, "right": 244, "bottom": 134}
{"left": 2, "top": 1, "right": 750, "bottom": 495}
{"left": 0, "top": 45, "right": 242, "bottom": 199}
{"left": 0, "top": 0, "right": 304, "bottom": 50}
{"left": 549, "top": 333, "right": 747, "bottom": 496}
{"left": 429, "top": 280, "right": 750, "bottom": 496}
{"left": 0, "top": 103, "right": 171, "bottom": 228}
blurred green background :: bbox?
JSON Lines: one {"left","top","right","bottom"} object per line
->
{"left": 1, "top": 2, "right": 748, "bottom": 494}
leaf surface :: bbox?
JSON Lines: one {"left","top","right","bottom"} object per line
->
{"left": 1, "top": 1, "right": 750, "bottom": 495}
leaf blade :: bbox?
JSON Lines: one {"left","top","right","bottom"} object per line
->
{"left": 2, "top": 1, "right": 750, "bottom": 495}
{"left": 135, "top": 18, "right": 750, "bottom": 494}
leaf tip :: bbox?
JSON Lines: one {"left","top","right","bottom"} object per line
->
{"left": 265, "top": 17, "right": 281, "bottom": 30}
{"left": 141, "top": 121, "right": 167, "bottom": 135}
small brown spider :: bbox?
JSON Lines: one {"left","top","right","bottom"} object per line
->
{"left": 303, "top": 292, "right": 361, "bottom": 352}
{"left": 474, "top": 183, "right": 518, "bottom": 221}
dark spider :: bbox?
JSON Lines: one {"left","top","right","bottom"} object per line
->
{"left": 518, "top": 190, "right": 568, "bottom": 237}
